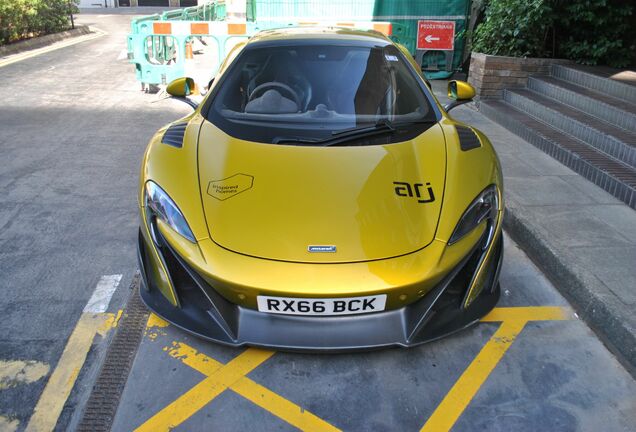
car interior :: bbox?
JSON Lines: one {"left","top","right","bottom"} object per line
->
{"left": 214, "top": 44, "right": 428, "bottom": 121}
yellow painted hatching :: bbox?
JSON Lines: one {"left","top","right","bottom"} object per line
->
{"left": 136, "top": 306, "right": 570, "bottom": 432}
{"left": 0, "top": 360, "right": 49, "bottom": 390}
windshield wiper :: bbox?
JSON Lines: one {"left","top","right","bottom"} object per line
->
{"left": 273, "top": 119, "right": 434, "bottom": 147}
{"left": 272, "top": 136, "right": 325, "bottom": 145}
{"left": 322, "top": 119, "right": 436, "bottom": 147}
{"left": 331, "top": 118, "right": 396, "bottom": 137}
{"left": 273, "top": 126, "right": 394, "bottom": 146}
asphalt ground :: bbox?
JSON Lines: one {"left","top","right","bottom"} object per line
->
{"left": 0, "top": 12, "right": 635, "bottom": 432}
{"left": 0, "top": 12, "right": 189, "bottom": 432}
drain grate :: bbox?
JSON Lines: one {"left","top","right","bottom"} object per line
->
{"left": 77, "top": 273, "right": 149, "bottom": 432}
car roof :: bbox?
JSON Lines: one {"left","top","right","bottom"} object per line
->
{"left": 247, "top": 26, "right": 393, "bottom": 47}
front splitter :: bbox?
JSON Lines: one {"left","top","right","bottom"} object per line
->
{"left": 138, "top": 235, "right": 503, "bottom": 352}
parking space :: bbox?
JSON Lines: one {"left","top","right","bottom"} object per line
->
{"left": 108, "top": 235, "right": 636, "bottom": 431}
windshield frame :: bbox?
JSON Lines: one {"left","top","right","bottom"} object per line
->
{"left": 200, "top": 37, "right": 442, "bottom": 144}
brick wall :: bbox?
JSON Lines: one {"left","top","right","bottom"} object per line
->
{"left": 468, "top": 52, "right": 570, "bottom": 99}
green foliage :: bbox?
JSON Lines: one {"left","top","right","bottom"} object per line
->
{"left": 557, "top": 0, "right": 634, "bottom": 67}
{"left": 0, "top": 0, "right": 79, "bottom": 45}
{"left": 472, "top": 0, "right": 635, "bottom": 67}
{"left": 472, "top": 0, "right": 555, "bottom": 58}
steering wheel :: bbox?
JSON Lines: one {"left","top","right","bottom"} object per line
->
{"left": 248, "top": 82, "right": 301, "bottom": 112}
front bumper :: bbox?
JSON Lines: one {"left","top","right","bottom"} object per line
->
{"left": 137, "top": 226, "right": 503, "bottom": 352}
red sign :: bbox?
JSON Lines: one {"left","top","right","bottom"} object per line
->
{"left": 417, "top": 20, "right": 455, "bottom": 51}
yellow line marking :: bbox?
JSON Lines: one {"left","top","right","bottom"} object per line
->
{"left": 164, "top": 341, "right": 223, "bottom": 375}
{"left": 146, "top": 313, "right": 169, "bottom": 329}
{"left": 160, "top": 341, "right": 340, "bottom": 432}
{"left": 0, "top": 415, "right": 20, "bottom": 432}
{"left": 0, "top": 28, "right": 106, "bottom": 69}
{"left": 421, "top": 320, "right": 525, "bottom": 432}
{"left": 25, "top": 312, "right": 116, "bottom": 432}
{"left": 137, "top": 307, "right": 569, "bottom": 432}
{"left": 233, "top": 378, "right": 340, "bottom": 431}
{"left": 421, "top": 306, "right": 571, "bottom": 432}
{"left": 0, "top": 360, "right": 49, "bottom": 390}
{"left": 481, "top": 306, "right": 570, "bottom": 322}
{"left": 135, "top": 346, "right": 275, "bottom": 432}
{"left": 144, "top": 313, "right": 170, "bottom": 341}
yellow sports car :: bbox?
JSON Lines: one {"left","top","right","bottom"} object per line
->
{"left": 137, "top": 27, "right": 503, "bottom": 350}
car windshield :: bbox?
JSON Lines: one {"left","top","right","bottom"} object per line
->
{"left": 206, "top": 42, "right": 438, "bottom": 145}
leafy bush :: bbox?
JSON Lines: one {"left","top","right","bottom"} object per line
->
{"left": 471, "top": 0, "right": 635, "bottom": 67}
{"left": 472, "top": 0, "right": 555, "bottom": 58}
{"left": 0, "top": 0, "right": 79, "bottom": 45}
{"left": 557, "top": 0, "right": 634, "bottom": 67}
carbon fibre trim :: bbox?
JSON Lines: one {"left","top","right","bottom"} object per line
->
{"left": 456, "top": 125, "right": 481, "bottom": 151}
{"left": 161, "top": 123, "right": 187, "bottom": 148}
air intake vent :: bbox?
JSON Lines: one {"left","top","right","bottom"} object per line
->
{"left": 456, "top": 126, "right": 481, "bottom": 151}
{"left": 161, "top": 123, "right": 187, "bottom": 148}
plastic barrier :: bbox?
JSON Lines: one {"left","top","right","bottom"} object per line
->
{"left": 127, "top": 1, "right": 393, "bottom": 89}
{"left": 252, "top": 0, "right": 470, "bottom": 79}
{"left": 128, "top": 1, "right": 471, "bottom": 87}
{"left": 127, "top": 19, "right": 256, "bottom": 88}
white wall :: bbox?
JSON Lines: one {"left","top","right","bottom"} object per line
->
{"left": 78, "top": 0, "right": 117, "bottom": 7}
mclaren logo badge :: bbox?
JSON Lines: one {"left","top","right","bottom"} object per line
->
{"left": 308, "top": 245, "right": 337, "bottom": 253}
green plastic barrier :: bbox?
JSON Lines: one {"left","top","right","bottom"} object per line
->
{"left": 253, "top": 0, "right": 470, "bottom": 79}
{"left": 128, "top": 0, "right": 470, "bottom": 87}
{"left": 373, "top": 0, "right": 470, "bottom": 78}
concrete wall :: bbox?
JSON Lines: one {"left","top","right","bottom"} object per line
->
{"left": 468, "top": 52, "right": 570, "bottom": 99}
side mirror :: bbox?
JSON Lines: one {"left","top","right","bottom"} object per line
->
{"left": 166, "top": 77, "right": 198, "bottom": 109}
{"left": 444, "top": 80, "right": 476, "bottom": 112}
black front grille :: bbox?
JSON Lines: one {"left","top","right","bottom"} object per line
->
{"left": 152, "top": 228, "right": 239, "bottom": 339}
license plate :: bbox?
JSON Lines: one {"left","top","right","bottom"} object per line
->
{"left": 257, "top": 294, "right": 387, "bottom": 316}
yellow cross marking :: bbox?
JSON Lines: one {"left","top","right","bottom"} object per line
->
{"left": 420, "top": 306, "right": 571, "bottom": 432}
{"left": 135, "top": 330, "right": 340, "bottom": 431}
{"left": 139, "top": 306, "right": 571, "bottom": 432}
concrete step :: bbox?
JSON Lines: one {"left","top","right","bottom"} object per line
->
{"left": 503, "top": 88, "right": 636, "bottom": 168}
{"left": 528, "top": 76, "right": 636, "bottom": 133}
{"left": 551, "top": 64, "right": 636, "bottom": 105}
{"left": 480, "top": 99, "right": 636, "bottom": 209}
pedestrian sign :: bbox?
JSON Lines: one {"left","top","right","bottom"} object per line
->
{"left": 416, "top": 20, "right": 455, "bottom": 51}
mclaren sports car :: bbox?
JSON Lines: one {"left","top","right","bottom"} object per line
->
{"left": 137, "top": 27, "right": 504, "bottom": 351}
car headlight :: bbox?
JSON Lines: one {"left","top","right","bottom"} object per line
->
{"left": 449, "top": 185, "right": 499, "bottom": 246}
{"left": 144, "top": 181, "right": 195, "bottom": 242}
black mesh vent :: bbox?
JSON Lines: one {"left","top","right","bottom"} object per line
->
{"left": 456, "top": 125, "right": 481, "bottom": 151}
{"left": 161, "top": 123, "right": 188, "bottom": 148}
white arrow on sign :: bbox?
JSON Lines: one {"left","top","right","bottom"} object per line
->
{"left": 424, "top": 35, "right": 440, "bottom": 43}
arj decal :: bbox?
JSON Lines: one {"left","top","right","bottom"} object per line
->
{"left": 393, "top": 181, "right": 435, "bottom": 203}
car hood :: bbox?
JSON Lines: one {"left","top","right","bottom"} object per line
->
{"left": 197, "top": 120, "right": 447, "bottom": 263}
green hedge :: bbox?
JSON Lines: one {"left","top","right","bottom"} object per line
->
{"left": 472, "top": 0, "right": 635, "bottom": 68}
{"left": 0, "top": 0, "right": 79, "bottom": 45}
{"left": 557, "top": 0, "right": 635, "bottom": 67}
{"left": 472, "top": 0, "right": 554, "bottom": 58}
